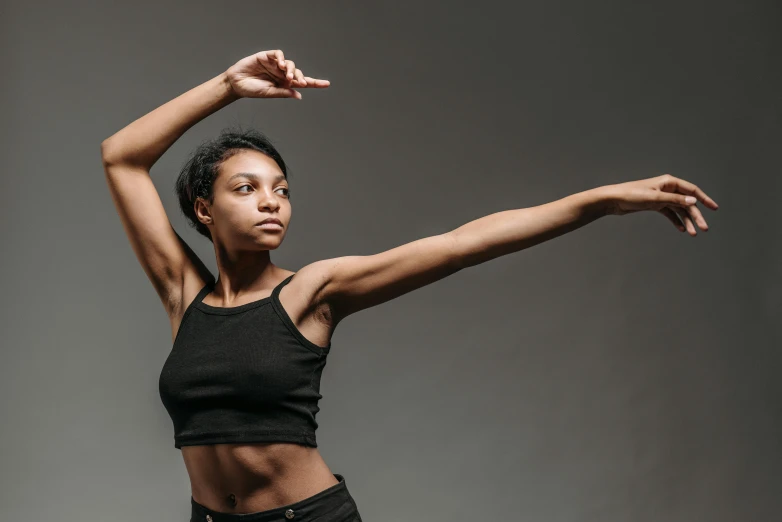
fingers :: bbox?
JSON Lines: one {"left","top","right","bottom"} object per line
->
{"left": 659, "top": 203, "right": 701, "bottom": 236}
{"left": 283, "top": 67, "right": 330, "bottom": 88}
{"left": 258, "top": 49, "right": 284, "bottom": 64}
{"left": 261, "top": 50, "right": 296, "bottom": 85}
{"left": 283, "top": 59, "right": 296, "bottom": 81}
{"left": 685, "top": 202, "right": 709, "bottom": 232}
{"left": 302, "top": 76, "right": 331, "bottom": 88}
{"left": 658, "top": 190, "right": 698, "bottom": 209}
{"left": 294, "top": 68, "right": 305, "bottom": 86}
{"left": 672, "top": 206, "right": 698, "bottom": 236}
{"left": 257, "top": 50, "right": 287, "bottom": 81}
{"left": 656, "top": 192, "right": 709, "bottom": 234}
{"left": 658, "top": 174, "right": 719, "bottom": 210}
{"left": 659, "top": 207, "right": 686, "bottom": 233}
{"left": 271, "top": 49, "right": 285, "bottom": 69}
{"left": 263, "top": 50, "right": 331, "bottom": 88}
{"left": 271, "top": 54, "right": 290, "bottom": 81}
{"left": 265, "top": 86, "right": 301, "bottom": 99}
{"left": 653, "top": 174, "right": 713, "bottom": 233}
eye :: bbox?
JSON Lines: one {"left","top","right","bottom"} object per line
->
{"left": 276, "top": 187, "right": 290, "bottom": 197}
{"left": 236, "top": 184, "right": 252, "bottom": 192}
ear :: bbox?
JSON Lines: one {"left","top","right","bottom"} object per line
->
{"left": 194, "top": 197, "right": 213, "bottom": 226}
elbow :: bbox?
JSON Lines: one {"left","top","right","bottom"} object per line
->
{"left": 100, "top": 139, "right": 120, "bottom": 167}
{"left": 100, "top": 139, "right": 143, "bottom": 169}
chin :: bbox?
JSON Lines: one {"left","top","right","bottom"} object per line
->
{"left": 261, "top": 237, "right": 285, "bottom": 249}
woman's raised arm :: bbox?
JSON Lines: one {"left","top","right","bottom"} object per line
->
{"left": 101, "top": 49, "right": 329, "bottom": 168}
{"left": 101, "top": 71, "right": 239, "bottom": 170}
{"left": 100, "top": 50, "right": 328, "bottom": 325}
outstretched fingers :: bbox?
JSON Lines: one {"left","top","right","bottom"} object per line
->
{"left": 658, "top": 207, "right": 686, "bottom": 233}
{"left": 659, "top": 174, "right": 719, "bottom": 210}
{"left": 655, "top": 174, "right": 716, "bottom": 233}
{"left": 685, "top": 202, "right": 709, "bottom": 232}
{"left": 654, "top": 191, "right": 709, "bottom": 233}
{"left": 673, "top": 206, "right": 699, "bottom": 235}
{"left": 284, "top": 68, "right": 330, "bottom": 88}
{"left": 301, "top": 76, "right": 331, "bottom": 88}
{"left": 255, "top": 50, "right": 330, "bottom": 89}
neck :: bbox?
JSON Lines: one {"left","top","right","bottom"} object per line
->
{"left": 212, "top": 243, "right": 280, "bottom": 299}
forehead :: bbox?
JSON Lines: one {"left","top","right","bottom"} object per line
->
{"left": 218, "top": 150, "right": 286, "bottom": 184}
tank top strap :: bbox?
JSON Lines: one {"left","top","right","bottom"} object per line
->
{"left": 194, "top": 280, "right": 213, "bottom": 304}
{"left": 271, "top": 273, "right": 296, "bottom": 300}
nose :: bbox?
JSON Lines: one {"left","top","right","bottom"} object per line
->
{"left": 257, "top": 188, "right": 280, "bottom": 212}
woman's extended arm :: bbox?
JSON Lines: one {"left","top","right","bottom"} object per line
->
{"left": 452, "top": 187, "right": 608, "bottom": 269}
{"left": 309, "top": 175, "right": 718, "bottom": 321}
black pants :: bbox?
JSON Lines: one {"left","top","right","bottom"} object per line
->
{"left": 189, "top": 473, "right": 363, "bottom": 522}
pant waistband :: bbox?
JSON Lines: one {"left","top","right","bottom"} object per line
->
{"left": 190, "top": 473, "right": 351, "bottom": 522}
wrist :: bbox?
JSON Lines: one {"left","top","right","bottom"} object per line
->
{"left": 580, "top": 185, "right": 616, "bottom": 218}
{"left": 219, "top": 71, "right": 241, "bottom": 103}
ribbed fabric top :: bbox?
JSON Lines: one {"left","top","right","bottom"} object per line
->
{"left": 158, "top": 274, "right": 331, "bottom": 449}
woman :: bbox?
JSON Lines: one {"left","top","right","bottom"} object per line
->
{"left": 101, "top": 49, "right": 718, "bottom": 522}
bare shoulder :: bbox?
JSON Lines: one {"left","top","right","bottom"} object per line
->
{"left": 277, "top": 260, "right": 340, "bottom": 347}
{"left": 279, "top": 260, "right": 335, "bottom": 320}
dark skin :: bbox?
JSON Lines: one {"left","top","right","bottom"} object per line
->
{"left": 179, "top": 150, "right": 341, "bottom": 513}
{"left": 103, "top": 50, "right": 341, "bottom": 513}
{"left": 102, "top": 49, "right": 718, "bottom": 514}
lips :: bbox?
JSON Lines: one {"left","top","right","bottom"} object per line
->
{"left": 256, "top": 218, "right": 282, "bottom": 226}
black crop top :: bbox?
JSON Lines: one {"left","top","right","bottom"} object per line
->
{"left": 158, "top": 273, "right": 331, "bottom": 449}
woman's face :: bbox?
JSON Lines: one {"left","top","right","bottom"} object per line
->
{"left": 200, "top": 149, "right": 291, "bottom": 250}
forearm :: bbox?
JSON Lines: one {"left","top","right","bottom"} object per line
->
{"left": 452, "top": 187, "right": 611, "bottom": 268}
{"left": 100, "top": 71, "right": 239, "bottom": 169}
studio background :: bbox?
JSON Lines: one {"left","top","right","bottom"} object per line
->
{"left": 1, "top": 1, "right": 779, "bottom": 521}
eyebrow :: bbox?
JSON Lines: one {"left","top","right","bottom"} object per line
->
{"left": 227, "top": 172, "right": 287, "bottom": 184}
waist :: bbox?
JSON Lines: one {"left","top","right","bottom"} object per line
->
{"left": 183, "top": 442, "right": 337, "bottom": 513}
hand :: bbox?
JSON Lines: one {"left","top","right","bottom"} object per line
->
{"left": 225, "top": 49, "right": 330, "bottom": 99}
{"left": 600, "top": 174, "right": 719, "bottom": 236}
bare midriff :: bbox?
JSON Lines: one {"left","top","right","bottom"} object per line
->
{"left": 182, "top": 442, "right": 339, "bottom": 514}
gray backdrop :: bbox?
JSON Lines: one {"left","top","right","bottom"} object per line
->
{"left": 2, "top": 0, "right": 779, "bottom": 521}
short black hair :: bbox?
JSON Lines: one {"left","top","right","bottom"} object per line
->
{"left": 175, "top": 126, "right": 289, "bottom": 242}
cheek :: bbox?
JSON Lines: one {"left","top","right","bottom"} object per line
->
{"left": 214, "top": 204, "right": 251, "bottom": 229}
